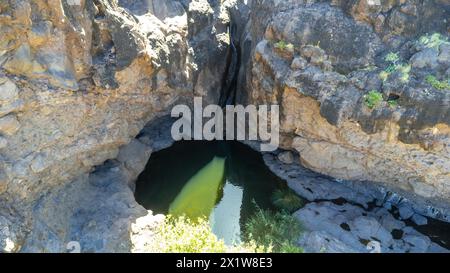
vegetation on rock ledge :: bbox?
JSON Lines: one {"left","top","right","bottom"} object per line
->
{"left": 271, "top": 188, "right": 304, "bottom": 213}
{"left": 274, "top": 40, "right": 294, "bottom": 51}
{"left": 243, "top": 204, "right": 303, "bottom": 253}
{"left": 425, "top": 75, "right": 450, "bottom": 90}
{"left": 147, "top": 204, "right": 304, "bottom": 253}
{"left": 364, "top": 90, "right": 383, "bottom": 109}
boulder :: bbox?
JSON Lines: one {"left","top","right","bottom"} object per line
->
{"left": 277, "top": 151, "right": 294, "bottom": 164}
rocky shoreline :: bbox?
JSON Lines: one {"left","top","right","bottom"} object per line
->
{"left": 261, "top": 149, "right": 449, "bottom": 253}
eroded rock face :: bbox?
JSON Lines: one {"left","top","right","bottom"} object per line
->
{"left": 296, "top": 202, "right": 447, "bottom": 253}
{"left": 0, "top": 0, "right": 237, "bottom": 252}
{"left": 239, "top": 0, "right": 450, "bottom": 219}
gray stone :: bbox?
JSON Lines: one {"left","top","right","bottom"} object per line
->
{"left": 1, "top": 0, "right": 449, "bottom": 254}
{"left": 399, "top": 205, "right": 415, "bottom": 220}
{"left": 0, "top": 215, "right": 20, "bottom": 252}
{"left": 291, "top": 57, "right": 307, "bottom": 70}
{"left": 299, "top": 231, "right": 358, "bottom": 253}
{"left": 277, "top": 151, "right": 294, "bottom": 164}
{"left": 438, "top": 43, "right": 450, "bottom": 66}
{"left": 410, "top": 48, "right": 439, "bottom": 69}
{"left": 376, "top": 209, "right": 405, "bottom": 231}
{"left": 411, "top": 213, "right": 428, "bottom": 226}
{"left": 403, "top": 235, "right": 431, "bottom": 253}
{"left": 30, "top": 154, "right": 48, "bottom": 173}
{"left": 117, "top": 139, "right": 153, "bottom": 182}
{"left": 0, "top": 169, "right": 7, "bottom": 194}
{"left": 350, "top": 216, "right": 393, "bottom": 246}
{"left": 0, "top": 136, "right": 7, "bottom": 149}
{"left": 0, "top": 79, "right": 19, "bottom": 103}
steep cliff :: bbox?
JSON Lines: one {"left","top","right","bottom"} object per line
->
{"left": 0, "top": 0, "right": 236, "bottom": 252}
{"left": 237, "top": 0, "right": 450, "bottom": 219}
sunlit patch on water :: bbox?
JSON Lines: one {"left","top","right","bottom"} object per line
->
{"left": 169, "top": 156, "right": 226, "bottom": 219}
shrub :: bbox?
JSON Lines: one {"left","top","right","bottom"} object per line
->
{"left": 147, "top": 215, "right": 273, "bottom": 253}
{"left": 152, "top": 215, "right": 227, "bottom": 253}
{"left": 380, "top": 53, "right": 410, "bottom": 82}
{"left": 419, "top": 33, "right": 449, "bottom": 49}
{"left": 271, "top": 188, "right": 304, "bottom": 213}
{"left": 387, "top": 99, "right": 398, "bottom": 108}
{"left": 243, "top": 205, "right": 303, "bottom": 253}
{"left": 384, "top": 64, "right": 397, "bottom": 73}
{"left": 397, "top": 64, "right": 411, "bottom": 82}
{"left": 385, "top": 52, "right": 399, "bottom": 64}
{"left": 274, "top": 40, "right": 294, "bottom": 51}
{"left": 379, "top": 71, "right": 390, "bottom": 82}
{"left": 425, "top": 75, "right": 450, "bottom": 90}
{"left": 279, "top": 241, "right": 304, "bottom": 253}
{"left": 364, "top": 90, "right": 383, "bottom": 109}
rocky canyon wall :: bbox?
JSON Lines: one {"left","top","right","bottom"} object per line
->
{"left": 237, "top": 0, "right": 450, "bottom": 219}
{"left": 0, "top": 0, "right": 236, "bottom": 252}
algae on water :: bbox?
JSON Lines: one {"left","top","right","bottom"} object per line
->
{"left": 169, "top": 156, "right": 226, "bottom": 218}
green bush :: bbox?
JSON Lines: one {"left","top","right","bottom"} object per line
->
{"left": 397, "top": 64, "right": 411, "bottom": 82}
{"left": 274, "top": 40, "right": 294, "bottom": 51}
{"left": 379, "top": 70, "right": 390, "bottom": 82}
{"left": 243, "top": 206, "right": 303, "bottom": 253}
{"left": 419, "top": 33, "right": 449, "bottom": 49}
{"left": 385, "top": 52, "right": 399, "bottom": 64}
{"left": 152, "top": 215, "right": 227, "bottom": 253}
{"left": 147, "top": 215, "right": 271, "bottom": 253}
{"left": 380, "top": 52, "right": 410, "bottom": 83}
{"left": 271, "top": 188, "right": 304, "bottom": 213}
{"left": 387, "top": 99, "right": 398, "bottom": 108}
{"left": 279, "top": 241, "right": 304, "bottom": 253}
{"left": 364, "top": 90, "right": 383, "bottom": 109}
{"left": 425, "top": 75, "right": 450, "bottom": 90}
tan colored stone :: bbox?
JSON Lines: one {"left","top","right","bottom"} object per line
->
{"left": 0, "top": 114, "right": 20, "bottom": 136}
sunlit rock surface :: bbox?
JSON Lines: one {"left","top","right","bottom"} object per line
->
{"left": 0, "top": 0, "right": 235, "bottom": 252}
{"left": 238, "top": 0, "right": 450, "bottom": 220}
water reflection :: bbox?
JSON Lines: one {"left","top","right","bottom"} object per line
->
{"left": 135, "top": 141, "right": 288, "bottom": 244}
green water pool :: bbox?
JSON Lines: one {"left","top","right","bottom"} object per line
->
{"left": 134, "top": 141, "right": 292, "bottom": 245}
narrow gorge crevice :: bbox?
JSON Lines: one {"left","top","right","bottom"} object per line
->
{"left": 219, "top": 19, "right": 241, "bottom": 107}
